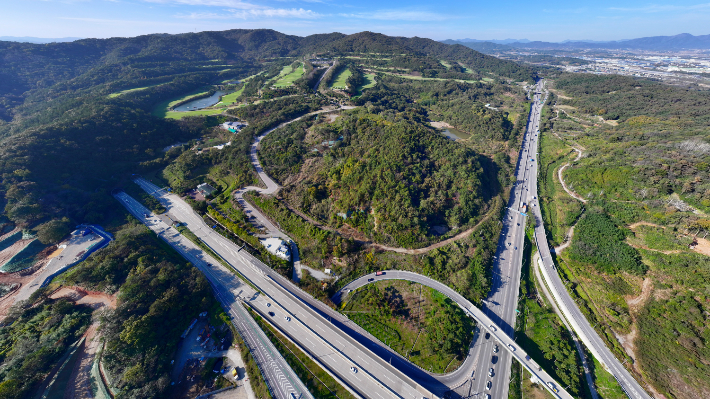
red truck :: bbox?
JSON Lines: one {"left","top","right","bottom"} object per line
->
{"left": 375, "top": 271, "right": 386, "bottom": 276}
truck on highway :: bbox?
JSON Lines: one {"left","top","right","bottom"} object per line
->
{"left": 520, "top": 203, "right": 527, "bottom": 213}
{"left": 375, "top": 271, "right": 386, "bottom": 276}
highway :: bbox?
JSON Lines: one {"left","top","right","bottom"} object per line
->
{"left": 449, "top": 80, "right": 546, "bottom": 398}
{"left": 113, "top": 191, "right": 313, "bottom": 399}
{"left": 334, "top": 270, "right": 574, "bottom": 399}
{"left": 132, "top": 178, "right": 437, "bottom": 399}
{"left": 134, "top": 82, "right": 549, "bottom": 399}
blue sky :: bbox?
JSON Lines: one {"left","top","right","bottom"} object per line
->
{"left": 2, "top": 0, "right": 710, "bottom": 41}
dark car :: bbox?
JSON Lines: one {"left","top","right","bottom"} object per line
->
{"left": 485, "top": 332, "right": 490, "bottom": 340}
{"left": 268, "top": 312, "right": 275, "bottom": 317}
{"left": 367, "top": 278, "right": 374, "bottom": 282}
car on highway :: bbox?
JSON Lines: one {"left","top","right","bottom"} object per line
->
{"left": 488, "top": 368, "right": 494, "bottom": 377}
{"left": 285, "top": 316, "right": 291, "bottom": 322}
{"left": 514, "top": 246, "right": 517, "bottom": 250}
{"left": 547, "top": 382, "right": 558, "bottom": 393}
{"left": 493, "top": 345, "right": 499, "bottom": 353}
{"left": 266, "top": 303, "right": 271, "bottom": 307}
{"left": 485, "top": 332, "right": 490, "bottom": 339}
{"left": 508, "top": 344, "right": 516, "bottom": 351}
{"left": 268, "top": 312, "right": 275, "bottom": 317}
{"left": 486, "top": 381, "right": 492, "bottom": 390}
{"left": 350, "top": 367, "right": 358, "bottom": 373}
{"left": 484, "top": 395, "right": 491, "bottom": 399}
{"left": 489, "top": 325, "right": 496, "bottom": 331}
{"left": 367, "top": 278, "right": 374, "bottom": 282}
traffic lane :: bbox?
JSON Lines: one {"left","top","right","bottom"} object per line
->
{"left": 117, "top": 193, "right": 309, "bottom": 399}
{"left": 144, "top": 186, "right": 433, "bottom": 398}
{"left": 248, "top": 298, "right": 401, "bottom": 399}
{"left": 253, "top": 276, "right": 420, "bottom": 398}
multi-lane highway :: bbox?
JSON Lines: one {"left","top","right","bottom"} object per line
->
{"left": 131, "top": 179, "right": 437, "bottom": 399}
{"left": 114, "top": 191, "right": 312, "bottom": 399}
{"left": 123, "top": 83, "right": 587, "bottom": 399}
{"left": 130, "top": 81, "right": 550, "bottom": 399}
{"left": 451, "top": 80, "right": 546, "bottom": 398}
{"left": 334, "top": 270, "right": 573, "bottom": 399}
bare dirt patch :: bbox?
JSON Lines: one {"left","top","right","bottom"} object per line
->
{"left": 626, "top": 278, "right": 653, "bottom": 312}
{"left": 429, "top": 121, "right": 453, "bottom": 129}
{"left": 50, "top": 286, "right": 117, "bottom": 309}
{"left": 691, "top": 236, "right": 710, "bottom": 256}
{"left": 629, "top": 221, "right": 665, "bottom": 230}
{"left": 63, "top": 323, "right": 102, "bottom": 399}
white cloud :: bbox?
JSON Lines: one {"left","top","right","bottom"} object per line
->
{"left": 339, "top": 10, "right": 450, "bottom": 22}
{"left": 143, "top": 0, "right": 263, "bottom": 8}
{"left": 609, "top": 3, "right": 710, "bottom": 13}
{"left": 176, "top": 7, "right": 322, "bottom": 19}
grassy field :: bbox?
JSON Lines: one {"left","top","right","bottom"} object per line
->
{"left": 108, "top": 83, "right": 165, "bottom": 98}
{"left": 377, "top": 71, "right": 481, "bottom": 84}
{"left": 163, "top": 107, "right": 227, "bottom": 119}
{"left": 220, "top": 86, "right": 245, "bottom": 104}
{"left": 439, "top": 60, "right": 452, "bottom": 69}
{"left": 538, "top": 131, "right": 584, "bottom": 245}
{"left": 356, "top": 73, "right": 377, "bottom": 95}
{"left": 272, "top": 63, "right": 304, "bottom": 88}
{"left": 329, "top": 68, "right": 352, "bottom": 89}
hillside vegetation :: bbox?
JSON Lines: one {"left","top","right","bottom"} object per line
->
{"left": 543, "top": 72, "right": 710, "bottom": 398}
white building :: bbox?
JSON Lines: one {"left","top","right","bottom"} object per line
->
{"left": 221, "top": 121, "right": 248, "bottom": 132}
{"left": 261, "top": 237, "right": 291, "bottom": 260}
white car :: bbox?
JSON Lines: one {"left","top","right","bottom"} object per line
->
{"left": 508, "top": 344, "right": 516, "bottom": 351}
{"left": 489, "top": 325, "right": 496, "bottom": 332}
{"left": 285, "top": 316, "right": 291, "bottom": 322}
{"left": 493, "top": 345, "right": 499, "bottom": 353}
{"left": 486, "top": 381, "right": 492, "bottom": 390}
{"left": 350, "top": 367, "right": 358, "bottom": 373}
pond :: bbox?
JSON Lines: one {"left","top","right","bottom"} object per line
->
{"left": 441, "top": 128, "right": 470, "bottom": 140}
{"left": 173, "top": 91, "right": 225, "bottom": 112}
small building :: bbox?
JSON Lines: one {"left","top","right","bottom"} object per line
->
{"left": 197, "top": 183, "right": 217, "bottom": 197}
{"left": 221, "top": 121, "right": 248, "bottom": 133}
{"left": 261, "top": 237, "right": 291, "bottom": 260}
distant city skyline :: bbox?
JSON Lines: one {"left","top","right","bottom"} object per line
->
{"left": 2, "top": 0, "right": 710, "bottom": 42}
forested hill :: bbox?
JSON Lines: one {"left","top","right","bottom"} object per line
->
{"left": 0, "top": 29, "right": 534, "bottom": 122}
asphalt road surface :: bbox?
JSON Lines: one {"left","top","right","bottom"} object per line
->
{"left": 131, "top": 180, "right": 435, "bottom": 399}
{"left": 131, "top": 84, "right": 549, "bottom": 399}
{"left": 13, "top": 228, "right": 110, "bottom": 304}
{"left": 531, "top": 132, "right": 652, "bottom": 398}
{"left": 334, "top": 270, "right": 574, "bottom": 399}
{"left": 114, "top": 192, "right": 312, "bottom": 399}
{"left": 450, "top": 80, "right": 547, "bottom": 399}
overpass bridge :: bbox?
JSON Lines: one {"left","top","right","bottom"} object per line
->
{"left": 334, "top": 270, "right": 574, "bottom": 399}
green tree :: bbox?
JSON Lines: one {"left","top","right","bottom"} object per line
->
{"left": 35, "top": 217, "right": 71, "bottom": 245}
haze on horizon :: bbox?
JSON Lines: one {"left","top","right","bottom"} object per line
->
{"left": 1, "top": 0, "right": 710, "bottom": 43}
